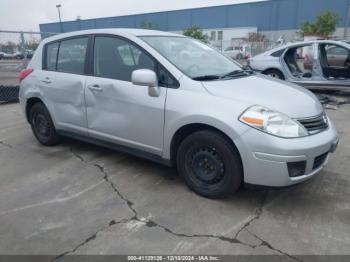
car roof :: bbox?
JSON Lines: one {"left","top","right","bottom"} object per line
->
{"left": 266, "top": 40, "right": 350, "bottom": 54}
{"left": 286, "top": 39, "right": 350, "bottom": 47}
{"left": 41, "top": 28, "right": 183, "bottom": 44}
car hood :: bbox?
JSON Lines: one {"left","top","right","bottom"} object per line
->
{"left": 201, "top": 74, "right": 323, "bottom": 119}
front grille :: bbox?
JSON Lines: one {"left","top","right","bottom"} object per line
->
{"left": 297, "top": 114, "right": 328, "bottom": 134}
{"left": 313, "top": 153, "right": 328, "bottom": 170}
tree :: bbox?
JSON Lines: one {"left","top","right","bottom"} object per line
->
{"left": 24, "top": 39, "right": 40, "bottom": 50}
{"left": 300, "top": 10, "right": 341, "bottom": 37}
{"left": 300, "top": 21, "right": 319, "bottom": 35}
{"left": 0, "top": 41, "right": 17, "bottom": 53}
{"left": 182, "top": 26, "right": 208, "bottom": 43}
{"left": 247, "top": 32, "right": 266, "bottom": 42}
{"left": 317, "top": 11, "right": 341, "bottom": 36}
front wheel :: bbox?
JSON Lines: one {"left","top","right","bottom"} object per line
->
{"left": 29, "top": 102, "right": 61, "bottom": 146}
{"left": 177, "top": 130, "right": 242, "bottom": 198}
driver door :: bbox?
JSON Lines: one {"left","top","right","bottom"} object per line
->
{"left": 85, "top": 35, "right": 167, "bottom": 155}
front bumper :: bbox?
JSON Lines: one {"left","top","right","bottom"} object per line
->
{"left": 234, "top": 118, "right": 339, "bottom": 187}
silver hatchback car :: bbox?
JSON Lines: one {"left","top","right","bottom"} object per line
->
{"left": 19, "top": 29, "right": 339, "bottom": 198}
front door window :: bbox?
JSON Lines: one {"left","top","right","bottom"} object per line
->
{"left": 93, "top": 36, "right": 155, "bottom": 81}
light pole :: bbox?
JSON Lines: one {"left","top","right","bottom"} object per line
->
{"left": 345, "top": 4, "right": 350, "bottom": 40}
{"left": 56, "top": 4, "right": 63, "bottom": 33}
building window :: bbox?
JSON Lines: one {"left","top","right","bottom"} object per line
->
{"left": 210, "top": 31, "right": 216, "bottom": 41}
{"left": 218, "top": 31, "right": 223, "bottom": 41}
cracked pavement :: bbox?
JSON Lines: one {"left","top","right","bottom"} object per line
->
{"left": 0, "top": 103, "right": 349, "bottom": 258}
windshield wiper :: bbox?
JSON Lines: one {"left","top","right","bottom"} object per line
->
{"left": 192, "top": 69, "right": 254, "bottom": 81}
{"left": 220, "top": 70, "right": 252, "bottom": 79}
{"left": 192, "top": 75, "right": 221, "bottom": 81}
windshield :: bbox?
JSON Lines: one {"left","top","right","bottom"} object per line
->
{"left": 140, "top": 36, "right": 243, "bottom": 79}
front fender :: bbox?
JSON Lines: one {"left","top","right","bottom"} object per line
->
{"left": 162, "top": 87, "right": 251, "bottom": 160}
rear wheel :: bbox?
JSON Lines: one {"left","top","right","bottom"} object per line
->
{"left": 29, "top": 102, "right": 61, "bottom": 146}
{"left": 264, "top": 69, "right": 284, "bottom": 80}
{"left": 177, "top": 130, "right": 242, "bottom": 198}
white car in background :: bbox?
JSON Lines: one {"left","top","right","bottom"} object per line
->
{"left": 223, "top": 46, "right": 250, "bottom": 60}
{"left": 0, "top": 51, "right": 15, "bottom": 59}
{"left": 248, "top": 40, "right": 350, "bottom": 89}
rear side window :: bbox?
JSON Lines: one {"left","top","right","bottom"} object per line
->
{"left": 271, "top": 49, "right": 285, "bottom": 57}
{"left": 57, "top": 38, "right": 88, "bottom": 74}
{"left": 46, "top": 42, "right": 59, "bottom": 70}
{"left": 93, "top": 36, "right": 155, "bottom": 81}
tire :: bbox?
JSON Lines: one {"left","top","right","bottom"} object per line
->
{"left": 29, "top": 102, "right": 61, "bottom": 146}
{"left": 264, "top": 69, "right": 284, "bottom": 80}
{"left": 176, "top": 130, "right": 242, "bottom": 198}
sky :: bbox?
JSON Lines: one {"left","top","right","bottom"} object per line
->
{"left": 0, "top": 0, "right": 264, "bottom": 32}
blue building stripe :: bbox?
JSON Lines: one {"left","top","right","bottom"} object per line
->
{"left": 39, "top": 0, "right": 350, "bottom": 34}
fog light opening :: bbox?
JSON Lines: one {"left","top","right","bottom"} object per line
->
{"left": 287, "top": 161, "right": 306, "bottom": 178}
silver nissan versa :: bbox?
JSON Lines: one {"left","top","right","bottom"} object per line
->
{"left": 19, "top": 29, "right": 339, "bottom": 198}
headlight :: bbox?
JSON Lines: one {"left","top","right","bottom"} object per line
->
{"left": 239, "top": 105, "right": 308, "bottom": 138}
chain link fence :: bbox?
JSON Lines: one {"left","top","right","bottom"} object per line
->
{"left": 0, "top": 86, "right": 20, "bottom": 104}
{"left": 209, "top": 39, "right": 281, "bottom": 60}
{"left": 0, "top": 31, "right": 57, "bottom": 103}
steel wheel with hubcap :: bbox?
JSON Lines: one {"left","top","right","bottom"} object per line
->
{"left": 189, "top": 147, "right": 225, "bottom": 186}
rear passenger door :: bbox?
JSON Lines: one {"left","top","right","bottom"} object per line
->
{"left": 40, "top": 36, "right": 90, "bottom": 135}
{"left": 85, "top": 35, "right": 171, "bottom": 156}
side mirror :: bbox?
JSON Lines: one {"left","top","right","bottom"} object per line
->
{"left": 132, "top": 69, "right": 160, "bottom": 97}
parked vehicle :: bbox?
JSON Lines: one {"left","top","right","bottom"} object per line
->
{"left": 12, "top": 50, "right": 34, "bottom": 60}
{"left": 25, "top": 50, "right": 34, "bottom": 59}
{"left": 15, "top": 51, "right": 24, "bottom": 59}
{"left": 223, "top": 45, "right": 251, "bottom": 60}
{"left": 0, "top": 50, "right": 35, "bottom": 60}
{"left": 1, "top": 52, "right": 15, "bottom": 59}
{"left": 223, "top": 46, "right": 243, "bottom": 59}
{"left": 19, "top": 29, "right": 339, "bottom": 198}
{"left": 248, "top": 40, "right": 350, "bottom": 89}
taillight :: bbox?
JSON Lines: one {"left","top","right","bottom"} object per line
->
{"left": 19, "top": 68, "right": 34, "bottom": 83}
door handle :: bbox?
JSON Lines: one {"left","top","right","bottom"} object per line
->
{"left": 88, "top": 84, "right": 103, "bottom": 92}
{"left": 41, "top": 77, "right": 51, "bottom": 84}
